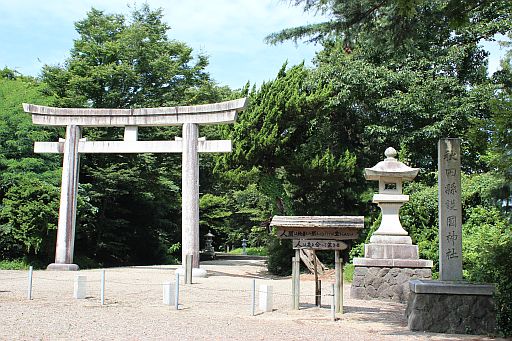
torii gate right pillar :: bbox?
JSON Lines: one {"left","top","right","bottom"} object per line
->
{"left": 182, "top": 123, "right": 200, "bottom": 269}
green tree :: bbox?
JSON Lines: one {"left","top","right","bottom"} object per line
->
{"left": 488, "top": 35, "right": 512, "bottom": 205}
{"left": 266, "top": 0, "right": 511, "bottom": 176}
{"left": 0, "top": 72, "right": 62, "bottom": 263}
{"left": 43, "top": 6, "right": 210, "bottom": 108}
{"left": 266, "top": 0, "right": 512, "bottom": 50}
{"left": 40, "top": 5, "right": 235, "bottom": 266}
{"left": 226, "top": 63, "right": 364, "bottom": 216}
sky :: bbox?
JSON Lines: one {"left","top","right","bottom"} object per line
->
{"left": 0, "top": 0, "right": 324, "bottom": 89}
{"left": 0, "top": 1, "right": 508, "bottom": 90}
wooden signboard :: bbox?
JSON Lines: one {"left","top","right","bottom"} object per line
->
{"left": 293, "top": 239, "right": 347, "bottom": 250}
{"left": 270, "top": 215, "right": 364, "bottom": 314}
{"left": 277, "top": 228, "right": 359, "bottom": 240}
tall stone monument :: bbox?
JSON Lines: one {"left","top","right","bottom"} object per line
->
{"left": 351, "top": 147, "right": 432, "bottom": 302}
{"left": 438, "top": 138, "right": 463, "bottom": 280}
{"left": 23, "top": 99, "right": 247, "bottom": 273}
{"left": 406, "top": 138, "right": 496, "bottom": 335}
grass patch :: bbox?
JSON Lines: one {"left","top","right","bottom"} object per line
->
{"left": 0, "top": 259, "right": 31, "bottom": 270}
{"left": 344, "top": 263, "right": 354, "bottom": 282}
{"left": 229, "top": 246, "right": 268, "bottom": 256}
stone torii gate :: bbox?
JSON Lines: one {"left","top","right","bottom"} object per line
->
{"left": 23, "top": 98, "right": 247, "bottom": 271}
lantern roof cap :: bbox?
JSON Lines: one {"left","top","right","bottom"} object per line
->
{"left": 365, "top": 147, "right": 419, "bottom": 181}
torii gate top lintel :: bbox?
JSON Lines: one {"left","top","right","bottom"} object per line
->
{"left": 22, "top": 97, "right": 247, "bottom": 127}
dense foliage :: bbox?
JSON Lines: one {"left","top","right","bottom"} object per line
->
{"left": 0, "top": 1, "right": 511, "bottom": 334}
{"left": 260, "top": 0, "right": 512, "bottom": 334}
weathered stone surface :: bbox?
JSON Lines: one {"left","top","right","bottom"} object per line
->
{"left": 182, "top": 123, "right": 200, "bottom": 268}
{"left": 35, "top": 139, "right": 233, "bottom": 154}
{"left": 357, "top": 267, "right": 369, "bottom": 276}
{"left": 353, "top": 257, "right": 433, "bottom": 268}
{"left": 406, "top": 291, "right": 496, "bottom": 335}
{"left": 351, "top": 266, "right": 432, "bottom": 303}
{"left": 438, "top": 138, "right": 463, "bottom": 281}
{"left": 364, "top": 243, "right": 418, "bottom": 259}
{"left": 409, "top": 279, "right": 495, "bottom": 295}
{"left": 23, "top": 98, "right": 247, "bottom": 127}
{"left": 50, "top": 125, "right": 81, "bottom": 270}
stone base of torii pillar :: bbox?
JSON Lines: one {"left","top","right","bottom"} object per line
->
{"left": 47, "top": 263, "right": 79, "bottom": 271}
{"left": 175, "top": 267, "right": 207, "bottom": 278}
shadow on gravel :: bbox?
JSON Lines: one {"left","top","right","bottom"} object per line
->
{"left": 127, "top": 266, "right": 178, "bottom": 271}
{"left": 206, "top": 270, "right": 269, "bottom": 279}
{"left": 343, "top": 304, "right": 407, "bottom": 328}
{"left": 203, "top": 260, "right": 265, "bottom": 267}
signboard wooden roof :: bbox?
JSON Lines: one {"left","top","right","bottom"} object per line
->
{"left": 270, "top": 215, "right": 364, "bottom": 229}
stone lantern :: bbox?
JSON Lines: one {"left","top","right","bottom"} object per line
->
{"left": 351, "top": 147, "right": 432, "bottom": 303}
{"left": 241, "top": 238, "right": 248, "bottom": 255}
{"left": 203, "top": 231, "right": 215, "bottom": 259}
{"left": 364, "top": 147, "right": 418, "bottom": 246}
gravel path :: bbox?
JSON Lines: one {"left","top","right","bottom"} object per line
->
{"left": 0, "top": 259, "right": 496, "bottom": 340}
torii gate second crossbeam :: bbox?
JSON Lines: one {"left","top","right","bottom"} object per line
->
{"left": 23, "top": 98, "right": 247, "bottom": 272}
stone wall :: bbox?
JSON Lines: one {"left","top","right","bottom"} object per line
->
{"left": 406, "top": 291, "right": 496, "bottom": 335}
{"left": 350, "top": 266, "right": 431, "bottom": 303}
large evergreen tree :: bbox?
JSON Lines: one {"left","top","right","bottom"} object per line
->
{"left": 41, "top": 5, "right": 233, "bottom": 266}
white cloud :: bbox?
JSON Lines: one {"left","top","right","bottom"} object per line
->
{"left": 0, "top": 0, "right": 324, "bottom": 86}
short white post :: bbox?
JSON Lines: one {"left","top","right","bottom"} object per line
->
{"left": 331, "top": 283, "right": 336, "bottom": 321}
{"left": 163, "top": 281, "right": 175, "bottom": 305}
{"left": 292, "top": 250, "right": 300, "bottom": 310}
{"left": 74, "top": 275, "right": 87, "bottom": 299}
{"left": 335, "top": 249, "right": 343, "bottom": 314}
{"left": 100, "top": 270, "right": 105, "bottom": 305}
{"left": 259, "top": 284, "right": 273, "bottom": 312}
{"left": 251, "top": 279, "right": 256, "bottom": 316}
{"left": 175, "top": 273, "right": 180, "bottom": 310}
{"left": 27, "top": 266, "right": 33, "bottom": 300}
{"left": 185, "top": 254, "right": 193, "bottom": 285}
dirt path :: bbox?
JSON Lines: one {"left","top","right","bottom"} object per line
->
{"left": 0, "top": 259, "right": 496, "bottom": 340}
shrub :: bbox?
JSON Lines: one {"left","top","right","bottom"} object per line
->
{"left": 0, "top": 259, "right": 30, "bottom": 270}
{"left": 267, "top": 236, "right": 293, "bottom": 276}
{"left": 463, "top": 206, "right": 512, "bottom": 336}
{"left": 228, "top": 246, "right": 268, "bottom": 256}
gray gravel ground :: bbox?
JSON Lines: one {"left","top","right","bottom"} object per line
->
{"left": 0, "top": 259, "right": 498, "bottom": 340}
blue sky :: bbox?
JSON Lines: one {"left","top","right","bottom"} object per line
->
{"left": 0, "top": 0, "right": 508, "bottom": 90}
{"left": 0, "top": 0, "right": 324, "bottom": 89}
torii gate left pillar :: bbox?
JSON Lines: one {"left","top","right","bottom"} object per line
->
{"left": 23, "top": 99, "right": 247, "bottom": 272}
{"left": 49, "top": 125, "right": 81, "bottom": 270}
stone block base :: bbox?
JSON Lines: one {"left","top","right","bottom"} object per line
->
{"left": 351, "top": 266, "right": 431, "bottom": 303}
{"left": 47, "top": 263, "right": 79, "bottom": 271}
{"left": 406, "top": 280, "right": 496, "bottom": 335}
{"left": 175, "top": 267, "right": 207, "bottom": 278}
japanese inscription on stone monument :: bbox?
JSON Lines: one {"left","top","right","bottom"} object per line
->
{"left": 438, "top": 138, "right": 463, "bottom": 281}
